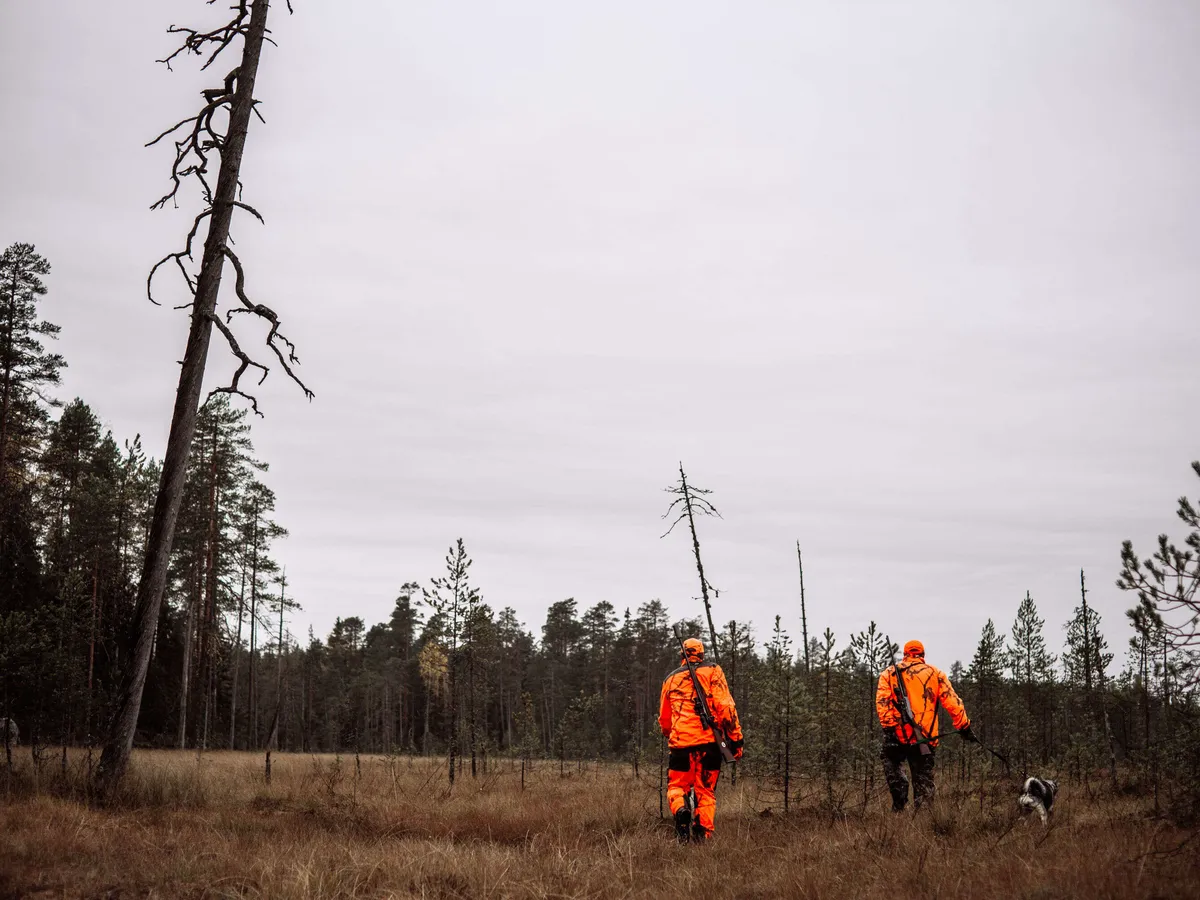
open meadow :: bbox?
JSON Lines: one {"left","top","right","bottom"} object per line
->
{"left": 1, "top": 750, "right": 1196, "bottom": 899}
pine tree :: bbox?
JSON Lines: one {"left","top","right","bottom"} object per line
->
{"left": 0, "top": 243, "right": 63, "bottom": 493}
{"left": 581, "top": 601, "right": 618, "bottom": 746}
{"left": 761, "top": 617, "right": 797, "bottom": 811}
{"left": 1009, "top": 592, "right": 1057, "bottom": 767}
{"left": 424, "top": 539, "right": 478, "bottom": 784}
{"left": 967, "top": 618, "right": 1006, "bottom": 745}
{"left": 1118, "top": 460, "right": 1200, "bottom": 690}
{"left": 849, "top": 621, "right": 897, "bottom": 675}
{"left": 0, "top": 243, "right": 63, "bottom": 618}
{"left": 1010, "top": 591, "right": 1056, "bottom": 685}
{"left": 1064, "top": 593, "right": 1113, "bottom": 691}
{"left": 229, "top": 477, "right": 285, "bottom": 750}
{"left": 38, "top": 401, "right": 108, "bottom": 746}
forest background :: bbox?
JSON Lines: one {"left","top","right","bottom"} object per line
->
{"left": 2, "top": 238, "right": 1199, "bottom": 822}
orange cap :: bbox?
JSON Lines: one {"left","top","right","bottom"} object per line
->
{"left": 682, "top": 638, "right": 704, "bottom": 660}
{"left": 904, "top": 640, "right": 925, "bottom": 658}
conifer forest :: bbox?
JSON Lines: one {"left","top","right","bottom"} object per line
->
{"left": 3, "top": 237, "right": 1200, "bottom": 826}
{"left": 5, "top": 1, "right": 1200, "bottom": 897}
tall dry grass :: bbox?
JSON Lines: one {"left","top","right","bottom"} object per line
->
{"left": 1, "top": 749, "right": 1196, "bottom": 899}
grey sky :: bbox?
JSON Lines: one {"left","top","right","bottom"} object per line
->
{"left": 3, "top": 0, "right": 1199, "bottom": 666}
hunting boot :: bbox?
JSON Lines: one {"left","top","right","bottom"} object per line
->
{"left": 691, "top": 822, "right": 711, "bottom": 843}
{"left": 674, "top": 807, "right": 692, "bottom": 843}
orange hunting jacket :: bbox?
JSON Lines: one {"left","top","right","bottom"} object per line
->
{"left": 659, "top": 661, "right": 743, "bottom": 749}
{"left": 875, "top": 653, "right": 970, "bottom": 748}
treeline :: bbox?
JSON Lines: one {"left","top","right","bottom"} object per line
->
{"left": 3, "top": 241, "right": 1199, "bottom": 821}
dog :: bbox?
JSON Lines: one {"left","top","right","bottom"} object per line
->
{"left": 1018, "top": 777, "right": 1058, "bottom": 825}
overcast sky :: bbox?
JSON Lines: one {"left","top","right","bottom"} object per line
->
{"left": 3, "top": 0, "right": 1199, "bottom": 667}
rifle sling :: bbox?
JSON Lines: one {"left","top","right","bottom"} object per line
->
{"left": 893, "top": 663, "right": 934, "bottom": 750}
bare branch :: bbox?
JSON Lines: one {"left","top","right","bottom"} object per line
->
{"left": 221, "top": 247, "right": 314, "bottom": 400}
{"left": 206, "top": 312, "right": 268, "bottom": 417}
{"left": 147, "top": 1, "right": 311, "bottom": 411}
{"left": 159, "top": 3, "right": 251, "bottom": 72}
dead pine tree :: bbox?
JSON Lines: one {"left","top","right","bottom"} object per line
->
{"left": 96, "top": 0, "right": 311, "bottom": 794}
{"left": 797, "top": 541, "right": 810, "bottom": 673}
{"left": 662, "top": 463, "right": 723, "bottom": 662}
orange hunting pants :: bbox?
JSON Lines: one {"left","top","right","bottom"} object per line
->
{"left": 668, "top": 745, "right": 722, "bottom": 833}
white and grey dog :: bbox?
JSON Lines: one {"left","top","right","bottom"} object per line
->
{"left": 1018, "top": 777, "right": 1058, "bottom": 824}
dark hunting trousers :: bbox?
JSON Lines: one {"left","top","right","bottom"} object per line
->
{"left": 881, "top": 740, "right": 937, "bottom": 811}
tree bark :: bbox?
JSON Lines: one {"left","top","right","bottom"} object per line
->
{"left": 95, "top": 0, "right": 274, "bottom": 792}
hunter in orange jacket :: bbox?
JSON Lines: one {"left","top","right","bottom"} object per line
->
{"left": 876, "top": 640, "right": 975, "bottom": 811}
{"left": 659, "top": 638, "right": 743, "bottom": 842}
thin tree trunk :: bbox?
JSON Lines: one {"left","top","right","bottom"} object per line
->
{"left": 230, "top": 565, "right": 245, "bottom": 750}
{"left": 447, "top": 652, "right": 458, "bottom": 786}
{"left": 273, "top": 572, "right": 286, "bottom": 748}
{"left": 199, "top": 426, "right": 219, "bottom": 749}
{"left": 422, "top": 685, "right": 431, "bottom": 755}
{"left": 797, "top": 542, "right": 810, "bottom": 673}
{"left": 248, "top": 502, "right": 260, "bottom": 749}
{"left": 178, "top": 556, "right": 200, "bottom": 750}
{"left": 680, "top": 464, "right": 720, "bottom": 663}
{"left": 96, "top": 0, "right": 275, "bottom": 792}
{"left": 468, "top": 638, "right": 477, "bottom": 778}
{"left": 86, "top": 557, "right": 99, "bottom": 741}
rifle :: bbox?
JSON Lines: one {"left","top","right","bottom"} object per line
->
{"left": 673, "top": 627, "right": 737, "bottom": 764}
{"left": 889, "top": 657, "right": 932, "bottom": 757}
{"left": 887, "top": 658, "right": 1011, "bottom": 770}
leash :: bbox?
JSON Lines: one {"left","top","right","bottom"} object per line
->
{"left": 972, "top": 737, "right": 1011, "bottom": 772}
{"left": 898, "top": 728, "right": 1011, "bottom": 773}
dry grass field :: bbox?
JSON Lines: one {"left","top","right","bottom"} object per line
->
{"left": 1, "top": 750, "right": 1196, "bottom": 899}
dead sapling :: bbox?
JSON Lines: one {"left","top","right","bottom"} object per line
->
{"left": 661, "top": 463, "right": 724, "bottom": 663}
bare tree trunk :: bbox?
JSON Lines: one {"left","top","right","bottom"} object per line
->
{"left": 96, "top": 0, "right": 275, "bottom": 793}
{"left": 679, "top": 464, "right": 720, "bottom": 663}
{"left": 86, "top": 557, "right": 99, "bottom": 742}
{"left": 178, "top": 559, "right": 200, "bottom": 749}
{"left": 447, "top": 654, "right": 458, "bottom": 786}
{"left": 422, "top": 686, "right": 431, "bottom": 756}
{"left": 274, "top": 573, "right": 286, "bottom": 747}
{"left": 230, "top": 565, "right": 245, "bottom": 750}
{"left": 248, "top": 502, "right": 260, "bottom": 749}
{"left": 250, "top": 574, "right": 258, "bottom": 749}
{"left": 468, "top": 637, "right": 477, "bottom": 778}
{"left": 199, "top": 427, "right": 220, "bottom": 751}
{"left": 797, "top": 542, "right": 810, "bottom": 673}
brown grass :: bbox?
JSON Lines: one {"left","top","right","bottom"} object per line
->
{"left": 1, "top": 750, "right": 1196, "bottom": 899}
